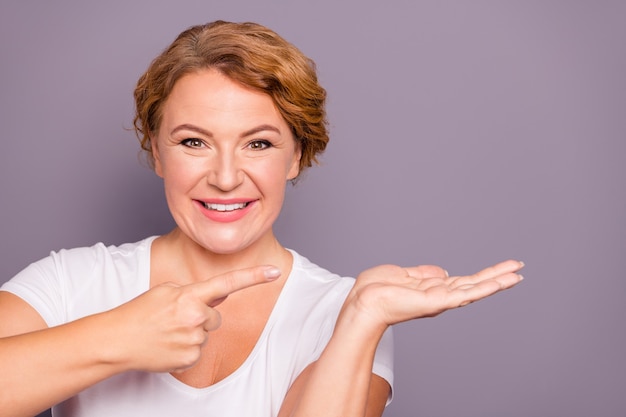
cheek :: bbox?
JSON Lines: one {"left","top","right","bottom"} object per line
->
{"left": 262, "top": 154, "right": 299, "bottom": 185}
{"left": 248, "top": 161, "right": 289, "bottom": 201}
{"left": 160, "top": 155, "right": 204, "bottom": 191}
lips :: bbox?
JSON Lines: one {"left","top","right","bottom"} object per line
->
{"left": 196, "top": 199, "right": 254, "bottom": 223}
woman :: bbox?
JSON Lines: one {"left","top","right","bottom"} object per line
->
{"left": 0, "top": 21, "right": 523, "bottom": 417}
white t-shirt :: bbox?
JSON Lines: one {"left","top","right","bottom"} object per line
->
{"left": 1, "top": 237, "right": 394, "bottom": 417}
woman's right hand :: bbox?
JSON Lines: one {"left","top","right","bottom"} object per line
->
{"left": 106, "top": 265, "right": 281, "bottom": 373}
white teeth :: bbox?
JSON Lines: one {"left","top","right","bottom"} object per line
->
{"left": 204, "top": 202, "right": 248, "bottom": 212}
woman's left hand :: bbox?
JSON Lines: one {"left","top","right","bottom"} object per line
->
{"left": 345, "top": 260, "right": 524, "bottom": 330}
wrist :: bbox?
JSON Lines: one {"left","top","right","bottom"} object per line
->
{"left": 88, "top": 309, "right": 134, "bottom": 373}
{"left": 334, "top": 296, "right": 389, "bottom": 346}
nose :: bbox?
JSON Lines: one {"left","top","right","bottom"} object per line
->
{"left": 206, "top": 152, "right": 244, "bottom": 191}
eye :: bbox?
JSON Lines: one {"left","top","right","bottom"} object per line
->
{"left": 248, "top": 140, "right": 272, "bottom": 150}
{"left": 181, "top": 138, "right": 204, "bottom": 148}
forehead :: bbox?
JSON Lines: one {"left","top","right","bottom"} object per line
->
{"left": 161, "top": 69, "right": 284, "bottom": 125}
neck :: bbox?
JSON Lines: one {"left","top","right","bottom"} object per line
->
{"left": 155, "top": 227, "right": 290, "bottom": 285}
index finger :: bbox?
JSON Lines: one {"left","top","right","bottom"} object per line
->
{"left": 187, "top": 265, "right": 281, "bottom": 305}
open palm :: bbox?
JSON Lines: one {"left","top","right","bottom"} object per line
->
{"left": 349, "top": 260, "right": 524, "bottom": 326}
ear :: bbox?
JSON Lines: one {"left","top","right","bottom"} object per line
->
{"left": 151, "top": 136, "right": 164, "bottom": 178}
{"left": 287, "top": 144, "right": 302, "bottom": 181}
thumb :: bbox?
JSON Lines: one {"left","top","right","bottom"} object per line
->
{"left": 187, "top": 265, "right": 281, "bottom": 305}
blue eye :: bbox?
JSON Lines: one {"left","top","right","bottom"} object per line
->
{"left": 249, "top": 140, "right": 271, "bottom": 150}
{"left": 181, "top": 138, "right": 204, "bottom": 148}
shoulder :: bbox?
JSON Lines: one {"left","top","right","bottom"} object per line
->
{"left": 1, "top": 236, "right": 157, "bottom": 325}
{"left": 48, "top": 236, "right": 156, "bottom": 303}
{"left": 4, "top": 236, "right": 156, "bottom": 286}
{"left": 287, "top": 249, "right": 355, "bottom": 300}
{"left": 276, "top": 249, "right": 355, "bottom": 328}
{"left": 49, "top": 236, "right": 157, "bottom": 272}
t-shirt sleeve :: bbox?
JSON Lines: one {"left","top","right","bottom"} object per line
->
{"left": 1, "top": 240, "right": 150, "bottom": 330}
{"left": 1, "top": 254, "right": 67, "bottom": 327}
{"left": 373, "top": 325, "right": 395, "bottom": 404}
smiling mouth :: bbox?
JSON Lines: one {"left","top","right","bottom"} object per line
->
{"left": 202, "top": 202, "right": 249, "bottom": 212}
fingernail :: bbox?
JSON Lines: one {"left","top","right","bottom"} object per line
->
{"left": 519, "top": 261, "right": 525, "bottom": 268}
{"left": 518, "top": 274, "right": 524, "bottom": 281}
{"left": 444, "top": 269, "right": 449, "bottom": 278}
{"left": 264, "top": 267, "right": 281, "bottom": 280}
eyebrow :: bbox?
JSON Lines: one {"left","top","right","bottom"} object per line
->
{"left": 170, "top": 123, "right": 281, "bottom": 138}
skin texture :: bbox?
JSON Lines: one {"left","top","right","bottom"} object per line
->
{"left": 152, "top": 69, "right": 302, "bottom": 257}
{"left": 0, "top": 69, "right": 524, "bottom": 417}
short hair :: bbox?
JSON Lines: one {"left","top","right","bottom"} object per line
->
{"left": 133, "top": 20, "right": 328, "bottom": 176}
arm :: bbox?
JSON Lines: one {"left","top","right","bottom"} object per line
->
{"left": 278, "top": 310, "right": 391, "bottom": 417}
{"left": 279, "top": 260, "right": 524, "bottom": 417}
{"left": 0, "top": 265, "right": 281, "bottom": 417}
{"left": 0, "top": 291, "right": 133, "bottom": 417}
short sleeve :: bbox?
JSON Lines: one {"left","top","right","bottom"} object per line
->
{"left": 1, "top": 240, "right": 152, "bottom": 328}
{"left": 373, "top": 325, "right": 395, "bottom": 404}
{"left": 0, "top": 254, "right": 66, "bottom": 327}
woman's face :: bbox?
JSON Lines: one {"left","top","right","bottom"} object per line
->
{"left": 152, "top": 69, "right": 301, "bottom": 254}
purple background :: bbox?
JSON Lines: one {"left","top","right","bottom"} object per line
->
{"left": 1, "top": 1, "right": 624, "bottom": 416}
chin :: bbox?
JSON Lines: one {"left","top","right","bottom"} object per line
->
{"left": 196, "top": 237, "right": 256, "bottom": 256}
